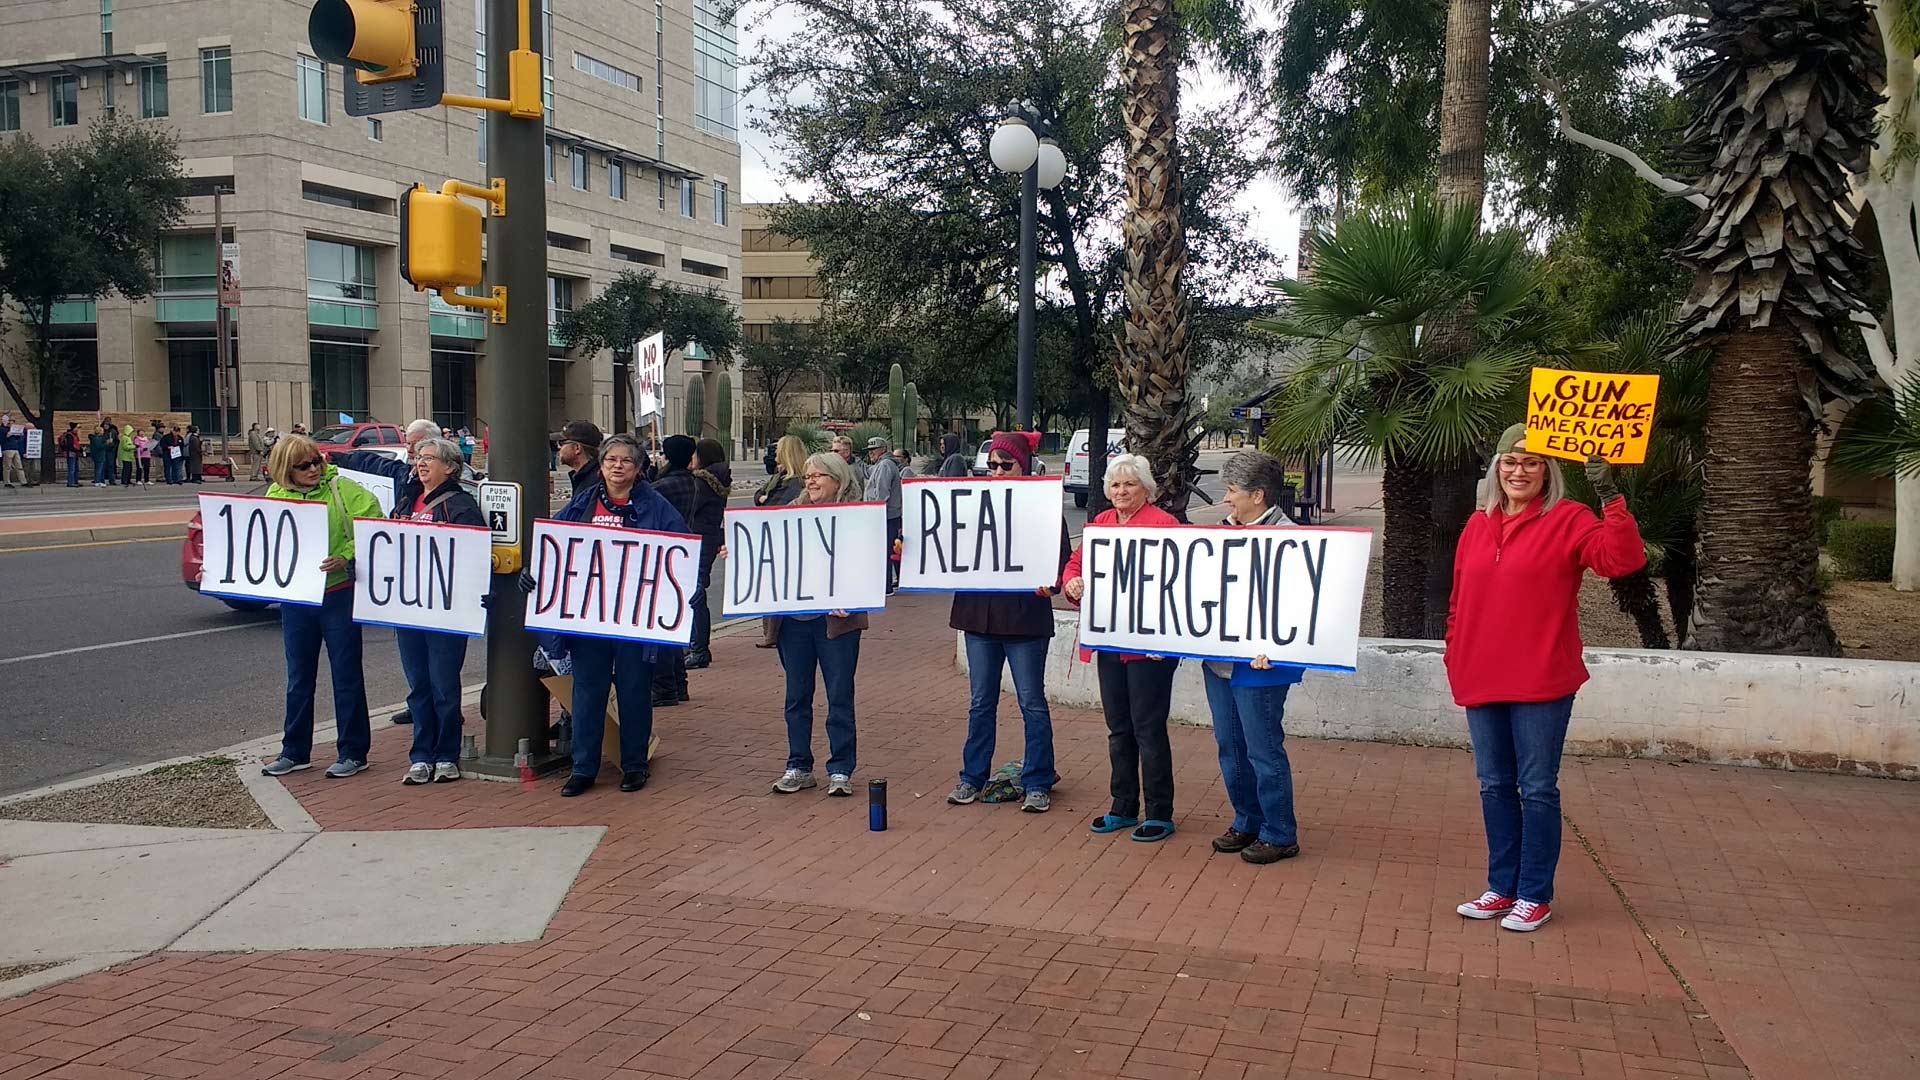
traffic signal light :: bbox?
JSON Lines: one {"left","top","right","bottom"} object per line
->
{"left": 308, "top": 0, "right": 445, "bottom": 116}
{"left": 401, "top": 180, "right": 508, "bottom": 322}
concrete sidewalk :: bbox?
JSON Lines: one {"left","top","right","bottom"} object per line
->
{"left": 0, "top": 593, "right": 1912, "bottom": 1079}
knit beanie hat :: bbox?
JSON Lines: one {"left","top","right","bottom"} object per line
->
{"left": 663, "top": 434, "right": 696, "bottom": 469}
{"left": 988, "top": 431, "right": 1034, "bottom": 475}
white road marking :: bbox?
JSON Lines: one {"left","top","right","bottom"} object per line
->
{"left": 0, "top": 619, "right": 273, "bottom": 666}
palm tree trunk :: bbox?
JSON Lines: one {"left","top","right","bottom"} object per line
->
{"left": 1435, "top": 0, "right": 1492, "bottom": 210}
{"left": 1684, "top": 323, "right": 1840, "bottom": 655}
{"left": 1664, "top": 526, "right": 1697, "bottom": 636}
{"left": 1114, "top": 0, "right": 1195, "bottom": 514}
{"left": 1609, "top": 568, "right": 1671, "bottom": 650}
{"left": 1423, "top": 453, "right": 1481, "bottom": 639}
{"left": 1381, "top": 451, "right": 1434, "bottom": 638}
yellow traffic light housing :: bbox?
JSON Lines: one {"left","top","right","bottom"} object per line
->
{"left": 309, "top": 0, "right": 417, "bottom": 83}
{"left": 401, "top": 179, "right": 508, "bottom": 322}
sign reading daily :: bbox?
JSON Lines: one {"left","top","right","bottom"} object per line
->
{"left": 1524, "top": 368, "right": 1661, "bottom": 464}
{"left": 197, "top": 494, "right": 331, "bottom": 607}
{"left": 722, "top": 503, "right": 889, "bottom": 617}
{"left": 1077, "top": 524, "right": 1373, "bottom": 671}
{"left": 523, "top": 519, "right": 701, "bottom": 645}
{"left": 351, "top": 518, "right": 492, "bottom": 635}
{"left": 898, "top": 477, "right": 1063, "bottom": 592}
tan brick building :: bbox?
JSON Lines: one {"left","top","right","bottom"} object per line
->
{"left": 0, "top": 0, "right": 741, "bottom": 448}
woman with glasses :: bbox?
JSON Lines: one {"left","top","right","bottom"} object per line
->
{"left": 1447, "top": 424, "right": 1644, "bottom": 932}
{"left": 547, "top": 433, "right": 689, "bottom": 798}
{"left": 395, "top": 437, "right": 488, "bottom": 785}
{"left": 946, "top": 432, "right": 1070, "bottom": 813}
{"left": 260, "top": 434, "right": 386, "bottom": 779}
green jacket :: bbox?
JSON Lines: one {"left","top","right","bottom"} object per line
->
{"left": 117, "top": 429, "right": 135, "bottom": 462}
{"left": 266, "top": 465, "right": 384, "bottom": 590}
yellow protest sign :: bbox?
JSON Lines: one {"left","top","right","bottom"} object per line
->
{"left": 1524, "top": 368, "right": 1660, "bottom": 464}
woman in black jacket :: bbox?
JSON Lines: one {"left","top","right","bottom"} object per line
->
{"left": 395, "top": 437, "right": 488, "bottom": 785}
{"left": 946, "top": 433, "right": 1071, "bottom": 814}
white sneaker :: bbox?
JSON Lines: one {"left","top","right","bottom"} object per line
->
{"left": 402, "top": 763, "right": 433, "bottom": 785}
{"left": 1457, "top": 891, "right": 1516, "bottom": 920}
{"left": 432, "top": 762, "right": 461, "bottom": 782}
{"left": 826, "top": 774, "right": 853, "bottom": 797}
{"left": 772, "top": 768, "right": 816, "bottom": 794}
{"left": 1500, "top": 900, "right": 1553, "bottom": 932}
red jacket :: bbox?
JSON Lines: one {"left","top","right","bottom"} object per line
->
{"left": 1064, "top": 503, "right": 1182, "bottom": 663}
{"left": 1444, "top": 497, "right": 1646, "bottom": 707}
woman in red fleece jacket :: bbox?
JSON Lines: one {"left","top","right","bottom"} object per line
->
{"left": 1446, "top": 424, "right": 1646, "bottom": 933}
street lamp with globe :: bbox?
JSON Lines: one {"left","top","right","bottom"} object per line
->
{"left": 990, "top": 110, "right": 1066, "bottom": 432}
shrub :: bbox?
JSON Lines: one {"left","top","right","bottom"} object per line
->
{"left": 849, "top": 420, "right": 890, "bottom": 451}
{"left": 1826, "top": 519, "right": 1895, "bottom": 581}
{"left": 784, "top": 421, "right": 829, "bottom": 453}
{"left": 1812, "top": 495, "right": 1846, "bottom": 543}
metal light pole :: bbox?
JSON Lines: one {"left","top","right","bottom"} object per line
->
{"left": 990, "top": 112, "right": 1066, "bottom": 432}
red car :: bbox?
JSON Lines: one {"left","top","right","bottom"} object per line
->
{"left": 311, "top": 422, "right": 404, "bottom": 459}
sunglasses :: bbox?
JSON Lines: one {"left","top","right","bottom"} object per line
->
{"left": 293, "top": 459, "right": 324, "bottom": 470}
{"left": 986, "top": 460, "right": 1018, "bottom": 472}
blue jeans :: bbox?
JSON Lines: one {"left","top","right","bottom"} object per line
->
{"left": 166, "top": 456, "right": 184, "bottom": 484}
{"left": 281, "top": 587, "right": 371, "bottom": 765}
{"left": 960, "top": 634, "right": 1056, "bottom": 793}
{"left": 777, "top": 617, "right": 859, "bottom": 776}
{"left": 1202, "top": 671, "right": 1298, "bottom": 846}
{"left": 1466, "top": 696, "right": 1575, "bottom": 904}
{"left": 398, "top": 629, "right": 468, "bottom": 765}
{"left": 66, "top": 456, "right": 80, "bottom": 485}
{"left": 567, "top": 635, "right": 655, "bottom": 779}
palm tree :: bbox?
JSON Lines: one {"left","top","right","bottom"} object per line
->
{"left": 1254, "top": 198, "right": 1570, "bottom": 638}
{"left": 1671, "top": 0, "right": 1878, "bottom": 656}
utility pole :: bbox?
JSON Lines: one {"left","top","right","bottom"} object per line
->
{"left": 478, "top": 0, "right": 551, "bottom": 768}
{"left": 1016, "top": 162, "right": 1036, "bottom": 432}
{"left": 213, "top": 186, "right": 232, "bottom": 470}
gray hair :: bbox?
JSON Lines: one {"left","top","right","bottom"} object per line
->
{"left": 797, "top": 451, "right": 860, "bottom": 504}
{"left": 1221, "top": 450, "right": 1289, "bottom": 510}
{"left": 1482, "top": 450, "right": 1565, "bottom": 515}
{"left": 1103, "top": 452, "right": 1159, "bottom": 501}
{"left": 415, "top": 437, "right": 465, "bottom": 470}
{"left": 405, "top": 418, "right": 439, "bottom": 441}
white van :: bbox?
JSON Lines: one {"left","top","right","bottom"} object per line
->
{"left": 1064, "top": 428, "right": 1126, "bottom": 507}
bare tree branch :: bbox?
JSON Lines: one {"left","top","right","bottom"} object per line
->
{"left": 1534, "top": 67, "right": 1708, "bottom": 207}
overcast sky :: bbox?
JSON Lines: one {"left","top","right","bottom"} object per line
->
{"left": 732, "top": 6, "right": 1303, "bottom": 275}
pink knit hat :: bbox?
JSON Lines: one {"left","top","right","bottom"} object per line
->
{"left": 988, "top": 431, "right": 1035, "bottom": 474}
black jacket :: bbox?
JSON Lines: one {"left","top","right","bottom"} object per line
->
{"left": 338, "top": 450, "right": 425, "bottom": 509}
{"left": 948, "top": 525, "right": 1073, "bottom": 639}
{"left": 399, "top": 477, "right": 486, "bottom": 528}
{"left": 653, "top": 465, "right": 727, "bottom": 552}
{"left": 568, "top": 457, "right": 601, "bottom": 496}
{"left": 938, "top": 434, "right": 969, "bottom": 477}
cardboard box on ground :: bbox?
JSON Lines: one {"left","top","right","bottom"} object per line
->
{"left": 538, "top": 675, "right": 662, "bottom": 763}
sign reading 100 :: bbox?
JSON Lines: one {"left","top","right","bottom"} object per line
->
{"left": 212, "top": 501, "right": 304, "bottom": 589}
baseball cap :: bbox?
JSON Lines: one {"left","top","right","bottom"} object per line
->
{"left": 552, "top": 421, "right": 604, "bottom": 450}
{"left": 865, "top": 436, "right": 890, "bottom": 450}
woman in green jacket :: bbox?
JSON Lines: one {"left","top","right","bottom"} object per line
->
{"left": 116, "top": 423, "right": 136, "bottom": 487}
{"left": 259, "top": 434, "right": 386, "bottom": 779}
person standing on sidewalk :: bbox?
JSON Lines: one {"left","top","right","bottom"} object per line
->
{"left": 92, "top": 421, "right": 116, "bottom": 485}
{"left": 554, "top": 420, "right": 602, "bottom": 496}
{"left": 648, "top": 435, "right": 712, "bottom": 701}
{"left": 1448, "top": 424, "right": 1646, "bottom": 933}
{"left": 0, "top": 414, "right": 24, "bottom": 487}
{"left": 831, "top": 434, "right": 868, "bottom": 490}
{"left": 393, "top": 437, "right": 487, "bottom": 786}
{"left": 185, "top": 424, "right": 204, "bottom": 483}
{"left": 686, "top": 438, "right": 731, "bottom": 670}
{"left": 247, "top": 423, "right": 268, "bottom": 480}
{"left": 259, "top": 434, "right": 384, "bottom": 780}
{"left": 863, "top": 436, "right": 903, "bottom": 593}
{"left": 1062, "top": 454, "right": 1182, "bottom": 844}
{"left": 58, "top": 423, "right": 83, "bottom": 487}
{"left": 138, "top": 427, "right": 158, "bottom": 486}
{"left": 763, "top": 452, "right": 869, "bottom": 798}
{"left": 947, "top": 433, "right": 1070, "bottom": 815}
{"left": 755, "top": 435, "right": 808, "bottom": 507}
{"left": 117, "top": 422, "right": 136, "bottom": 487}
{"left": 540, "top": 433, "right": 688, "bottom": 798}
{"left": 1203, "top": 450, "right": 1309, "bottom": 866}
{"left": 938, "top": 432, "right": 969, "bottom": 477}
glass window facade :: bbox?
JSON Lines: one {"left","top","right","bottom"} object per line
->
{"left": 201, "top": 47, "right": 232, "bottom": 114}
{"left": 139, "top": 63, "right": 168, "bottom": 118}
{"left": 609, "top": 161, "right": 625, "bottom": 200}
{"left": 692, "top": 0, "right": 737, "bottom": 140}
{"left": 306, "top": 238, "right": 379, "bottom": 329}
{"left": 570, "top": 146, "right": 589, "bottom": 190}
{"left": 50, "top": 75, "right": 79, "bottom": 127}
{"left": 432, "top": 345, "right": 477, "bottom": 431}
{"left": 713, "top": 180, "right": 728, "bottom": 225}
{"left": 298, "top": 55, "right": 328, "bottom": 123}
{"left": 681, "top": 178, "right": 696, "bottom": 218}
{"left": 157, "top": 234, "right": 218, "bottom": 323}
{"left": 573, "top": 51, "right": 641, "bottom": 92}
{"left": 0, "top": 81, "right": 18, "bottom": 132}
{"left": 310, "top": 339, "right": 370, "bottom": 429}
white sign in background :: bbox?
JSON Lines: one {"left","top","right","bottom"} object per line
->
{"left": 722, "top": 503, "right": 890, "bottom": 617}
{"left": 523, "top": 518, "right": 701, "bottom": 646}
{"left": 336, "top": 465, "right": 397, "bottom": 516}
{"left": 351, "top": 518, "right": 492, "bottom": 636}
{"left": 634, "top": 331, "right": 665, "bottom": 422}
{"left": 898, "top": 477, "right": 1064, "bottom": 592}
{"left": 197, "top": 493, "right": 332, "bottom": 607}
{"left": 1076, "top": 524, "right": 1374, "bottom": 671}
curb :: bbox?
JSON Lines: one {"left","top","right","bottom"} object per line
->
{"left": 0, "top": 522, "right": 190, "bottom": 550}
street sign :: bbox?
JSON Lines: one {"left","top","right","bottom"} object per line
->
{"left": 479, "top": 480, "right": 521, "bottom": 546}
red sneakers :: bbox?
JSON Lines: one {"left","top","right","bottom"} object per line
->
{"left": 1500, "top": 900, "right": 1552, "bottom": 932}
{"left": 1456, "top": 891, "right": 1516, "bottom": 919}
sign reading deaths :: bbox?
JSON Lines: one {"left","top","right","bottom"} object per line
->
{"left": 1077, "top": 525, "right": 1373, "bottom": 671}
{"left": 351, "top": 518, "right": 492, "bottom": 636}
{"left": 196, "top": 494, "right": 332, "bottom": 607}
{"left": 898, "top": 476, "right": 1064, "bottom": 592}
{"left": 722, "top": 503, "right": 890, "bottom": 617}
{"left": 522, "top": 519, "right": 701, "bottom": 646}
{"left": 1524, "top": 368, "right": 1661, "bottom": 464}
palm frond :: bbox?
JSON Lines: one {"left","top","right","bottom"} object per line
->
{"left": 1832, "top": 368, "right": 1920, "bottom": 479}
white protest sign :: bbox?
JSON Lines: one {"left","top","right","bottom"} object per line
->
{"left": 1077, "top": 524, "right": 1373, "bottom": 671}
{"left": 524, "top": 518, "right": 701, "bottom": 645}
{"left": 899, "top": 476, "right": 1063, "bottom": 592}
{"left": 336, "top": 465, "right": 397, "bottom": 516}
{"left": 25, "top": 429, "right": 43, "bottom": 459}
{"left": 351, "top": 518, "right": 492, "bottom": 636}
{"left": 723, "top": 502, "right": 889, "bottom": 617}
{"left": 634, "top": 331, "right": 665, "bottom": 422}
{"left": 197, "top": 493, "right": 332, "bottom": 607}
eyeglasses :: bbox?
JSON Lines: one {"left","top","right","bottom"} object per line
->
{"left": 293, "top": 459, "right": 324, "bottom": 470}
{"left": 603, "top": 456, "right": 638, "bottom": 469}
{"left": 803, "top": 472, "right": 833, "bottom": 482}
{"left": 1498, "top": 456, "right": 1548, "bottom": 473}
{"left": 986, "top": 460, "right": 1017, "bottom": 472}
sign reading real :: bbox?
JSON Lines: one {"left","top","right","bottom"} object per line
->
{"left": 898, "top": 477, "right": 1063, "bottom": 592}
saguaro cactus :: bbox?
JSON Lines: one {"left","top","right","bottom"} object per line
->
{"left": 888, "top": 362, "right": 906, "bottom": 447}
{"left": 684, "top": 376, "right": 706, "bottom": 437}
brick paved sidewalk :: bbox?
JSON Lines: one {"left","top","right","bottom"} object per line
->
{"left": 2, "top": 594, "right": 1914, "bottom": 1079}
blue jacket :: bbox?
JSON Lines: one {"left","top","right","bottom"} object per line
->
{"left": 549, "top": 479, "right": 690, "bottom": 659}
{"left": 0, "top": 425, "right": 25, "bottom": 453}
{"left": 336, "top": 450, "right": 423, "bottom": 509}
{"left": 1204, "top": 503, "right": 1306, "bottom": 688}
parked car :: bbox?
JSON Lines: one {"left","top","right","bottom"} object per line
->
{"left": 311, "top": 422, "right": 404, "bottom": 460}
{"left": 1063, "top": 427, "right": 1126, "bottom": 507}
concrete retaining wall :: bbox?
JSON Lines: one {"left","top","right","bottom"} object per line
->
{"left": 956, "top": 612, "right": 1920, "bottom": 779}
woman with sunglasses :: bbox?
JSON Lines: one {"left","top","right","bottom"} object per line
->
{"left": 1447, "top": 424, "right": 1644, "bottom": 932}
{"left": 547, "top": 433, "right": 689, "bottom": 798}
{"left": 946, "top": 432, "right": 1070, "bottom": 813}
{"left": 260, "top": 434, "right": 385, "bottom": 779}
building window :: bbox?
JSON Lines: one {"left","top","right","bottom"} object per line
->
{"left": 681, "top": 179, "right": 696, "bottom": 218}
{"left": 168, "top": 337, "right": 224, "bottom": 435}
{"left": 475, "top": 0, "right": 487, "bottom": 162}
{"left": 367, "top": 117, "right": 382, "bottom": 140}
{"left": 609, "top": 161, "right": 625, "bottom": 200}
{"left": 432, "top": 345, "right": 476, "bottom": 431}
{"left": 572, "top": 51, "right": 641, "bottom": 92}
{"left": 692, "top": 0, "right": 738, "bottom": 140}
{"left": 541, "top": 0, "right": 554, "bottom": 113}
{"left": 310, "top": 338, "right": 371, "bottom": 430}
{"left": 713, "top": 180, "right": 729, "bottom": 225}
{"left": 657, "top": 172, "right": 667, "bottom": 210}
{"left": 100, "top": 0, "right": 113, "bottom": 55}
{"left": 545, "top": 140, "right": 555, "bottom": 183}
{"left": 570, "top": 146, "right": 589, "bottom": 190}
{"left": 49, "top": 75, "right": 79, "bottom": 127}
{"left": 307, "top": 238, "right": 379, "bottom": 330}
{"left": 201, "top": 47, "right": 232, "bottom": 114}
{"left": 297, "top": 56, "right": 328, "bottom": 123}
{"left": 139, "top": 63, "right": 168, "bottom": 118}
{"left": 302, "top": 183, "right": 393, "bottom": 214}
{"left": 548, "top": 275, "right": 576, "bottom": 344}
{"left": 0, "top": 81, "right": 18, "bottom": 132}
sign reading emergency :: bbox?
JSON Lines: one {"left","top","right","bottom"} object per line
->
{"left": 898, "top": 477, "right": 1063, "bottom": 592}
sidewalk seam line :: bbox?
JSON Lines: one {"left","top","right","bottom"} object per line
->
{"left": 1562, "top": 805, "right": 1702, "bottom": 1006}
{"left": 161, "top": 832, "right": 318, "bottom": 952}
